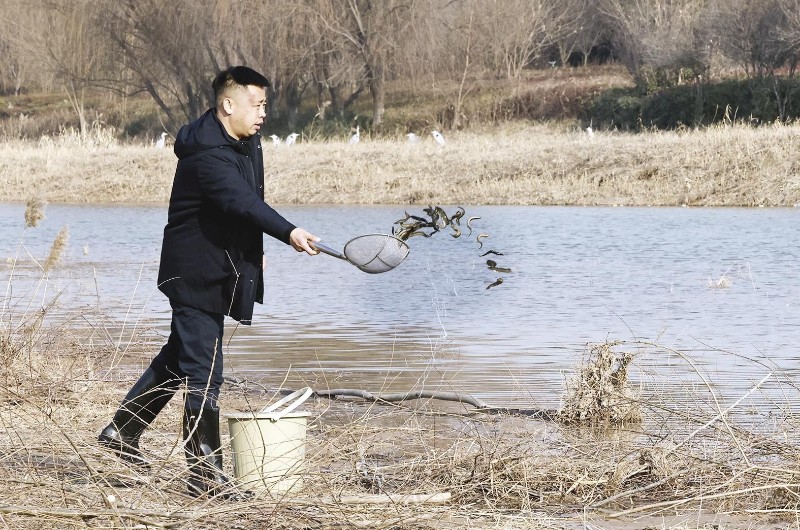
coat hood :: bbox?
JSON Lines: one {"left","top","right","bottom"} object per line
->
{"left": 173, "top": 108, "right": 241, "bottom": 159}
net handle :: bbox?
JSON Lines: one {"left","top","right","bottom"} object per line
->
{"left": 312, "top": 241, "right": 346, "bottom": 261}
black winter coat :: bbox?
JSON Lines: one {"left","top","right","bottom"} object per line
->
{"left": 157, "top": 109, "right": 296, "bottom": 323}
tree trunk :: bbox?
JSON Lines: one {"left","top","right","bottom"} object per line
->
{"left": 328, "top": 84, "right": 342, "bottom": 117}
{"left": 367, "top": 59, "right": 385, "bottom": 126}
{"left": 268, "top": 78, "right": 282, "bottom": 121}
{"left": 369, "top": 76, "right": 384, "bottom": 126}
{"left": 285, "top": 80, "right": 303, "bottom": 130}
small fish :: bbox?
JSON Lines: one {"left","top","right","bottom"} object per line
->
{"left": 433, "top": 206, "right": 450, "bottom": 229}
{"left": 428, "top": 209, "right": 441, "bottom": 232}
{"left": 395, "top": 223, "right": 432, "bottom": 240}
{"left": 394, "top": 212, "right": 429, "bottom": 227}
{"left": 450, "top": 206, "right": 465, "bottom": 226}
{"left": 399, "top": 219, "right": 425, "bottom": 230}
{"left": 394, "top": 226, "right": 418, "bottom": 240}
{"left": 486, "top": 278, "right": 504, "bottom": 290}
{"left": 480, "top": 250, "right": 504, "bottom": 257}
{"left": 394, "top": 212, "right": 411, "bottom": 224}
{"left": 466, "top": 216, "right": 481, "bottom": 236}
{"left": 476, "top": 233, "right": 490, "bottom": 249}
{"left": 486, "top": 259, "right": 512, "bottom": 273}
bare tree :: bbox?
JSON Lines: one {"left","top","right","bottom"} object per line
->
{"left": 26, "top": 0, "right": 111, "bottom": 139}
{"left": 0, "top": 0, "right": 39, "bottom": 96}
{"left": 779, "top": 0, "right": 800, "bottom": 53}
{"left": 710, "top": 0, "right": 798, "bottom": 121}
{"left": 273, "top": 5, "right": 316, "bottom": 130}
{"left": 476, "top": 0, "right": 581, "bottom": 80}
{"left": 224, "top": 1, "right": 317, "bottom": 129}
{"left": 557, "top": 1, "right": 610, "bottom": 67}
{"left": 313, "top": 0, "right": 416, "bottom": 126}
{"left": 308, "top": 13, "right": 366, "bottom": 119}
{"left": 600, "top": 0, "right": 709, "bottom": 88}
{"left": 97, "top": 1, "right": 221, "bottom": 132}
{"left": 711, "top": 0, "right": 796, "bottom": 76}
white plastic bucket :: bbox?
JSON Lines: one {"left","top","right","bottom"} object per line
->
{"left": 226, "top": 387, "right": 313, "bottom": 494}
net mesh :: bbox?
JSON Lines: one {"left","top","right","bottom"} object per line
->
{"left": 343, "top": 234, "right": 410, "bottom": 273}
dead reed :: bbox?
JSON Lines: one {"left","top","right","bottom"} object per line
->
{"left": 24, "top": 197, "right": 46, "bottom": 228}
{"left": 1, "top": 121, "right": 800, "bottom": 206}
{"left": 43, "top": 225, "right": 68, "bottom": 272}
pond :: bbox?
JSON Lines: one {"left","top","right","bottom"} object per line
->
{"left": 2, "top": 203, "right": 800, "bottom": 410}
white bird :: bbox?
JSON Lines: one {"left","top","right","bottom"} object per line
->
{"left": 155, "top": 132, "right": 167, "bottom": 149}
{"left": 431, "top": 130, "right": 445, "bottom": 147}
{"left": 349, "top": 125, "right": 360, "bottom": 144}
{"left": 269, "top": 134, "right": 281, "bottom": 146}
{"left": 406, "top": 132, "right": 419, "bottom": 143}
{"left": 285, "top": 132, "right": 299, "bottom": 146}
{"left": 585, "top": 126, "right": 595, "bottom": 139}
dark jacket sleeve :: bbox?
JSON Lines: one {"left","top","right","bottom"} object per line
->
{"left": 194, "top": 149, "right": 296, "bottom": 244}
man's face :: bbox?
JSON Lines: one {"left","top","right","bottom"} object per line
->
{"left": 225, "top": 85, "right": 267, "bottom": 139}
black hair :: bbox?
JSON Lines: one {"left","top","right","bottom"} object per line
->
{"left": 212, "top": 66, "right": 270, "bottom": 99}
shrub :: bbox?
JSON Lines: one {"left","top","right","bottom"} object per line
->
{"left": 585, "top": 76, "right": 800, "bottom": 130}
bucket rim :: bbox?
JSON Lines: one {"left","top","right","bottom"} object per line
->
{"left": 225, "top": 412, "right": 311, "bottom": 420}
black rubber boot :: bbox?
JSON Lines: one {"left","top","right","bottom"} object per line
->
{"left": 183, "top": 407, "right": 253, "bottom": 501}
{"left": 98, "top": 367, "right": 178, "bottom": 469}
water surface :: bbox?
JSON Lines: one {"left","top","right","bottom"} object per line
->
{"left": 2, "top": 203, "right": 799, "bottom": 410}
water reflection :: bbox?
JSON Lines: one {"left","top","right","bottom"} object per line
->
{"left": 2, "top": 203, "right": 800, "bottom": 409}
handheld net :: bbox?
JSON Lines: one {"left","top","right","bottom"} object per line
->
{"left": 343, "top": 234, "right": 410, "bottom": 274}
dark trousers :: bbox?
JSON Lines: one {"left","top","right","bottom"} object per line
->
{"left": 148, "top": 300, "right": 225, "bottom": 411}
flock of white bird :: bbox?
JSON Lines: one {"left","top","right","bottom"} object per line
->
{"left": 405, "top": 130, "right": 446, "bottom": 146}
{"left": 155, "top": 125, "right": 600, "bottom": 149}
{"left": 154, "top": 128, "right": 450, "bottom": 148}
{"left": 263, "top": 128, "right": 448, "bottom": 147}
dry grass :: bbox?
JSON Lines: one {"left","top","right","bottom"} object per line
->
{"left": 1, "top": 121, "right": 799, "bottom": 207}
{"left": 3, "top": 269, "right": 800, "bottom": 529}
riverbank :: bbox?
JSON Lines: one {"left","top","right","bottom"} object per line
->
{"left": 1, "top": 122, "right": 798, "bottom": 207}
{"left": 2, "top": 306, "right": 800, "bottom": 529}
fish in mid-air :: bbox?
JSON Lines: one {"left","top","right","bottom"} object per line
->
{"left": 485, "top": 278, "right": 504, "bottom": 290}
{"left": 466, "top": 216, "right": 481, "bottom": 236}
{"left": 486, "top": 260, "right": 512, "bottom": 273}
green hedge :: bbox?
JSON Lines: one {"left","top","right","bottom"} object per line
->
{"left": 585, "top": 77, "right": 800, "bottom": 130}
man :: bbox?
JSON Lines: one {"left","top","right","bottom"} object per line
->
{"left": 98, "top": 66, "right": 319, "bottom": 500}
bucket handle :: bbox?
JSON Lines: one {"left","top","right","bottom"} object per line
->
{"left": 260, "top": 387, "right": 313, "bottom": 421}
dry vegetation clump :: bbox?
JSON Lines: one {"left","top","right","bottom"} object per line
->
{"left": 2, "top": 120, "right": 800, "bottom": 207}
{"left": 558, "top": 341, "right": 641, "bottom": 425}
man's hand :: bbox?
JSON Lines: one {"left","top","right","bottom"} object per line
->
{"left": 289, "top": 227, "right": 320, "bottom": 255}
